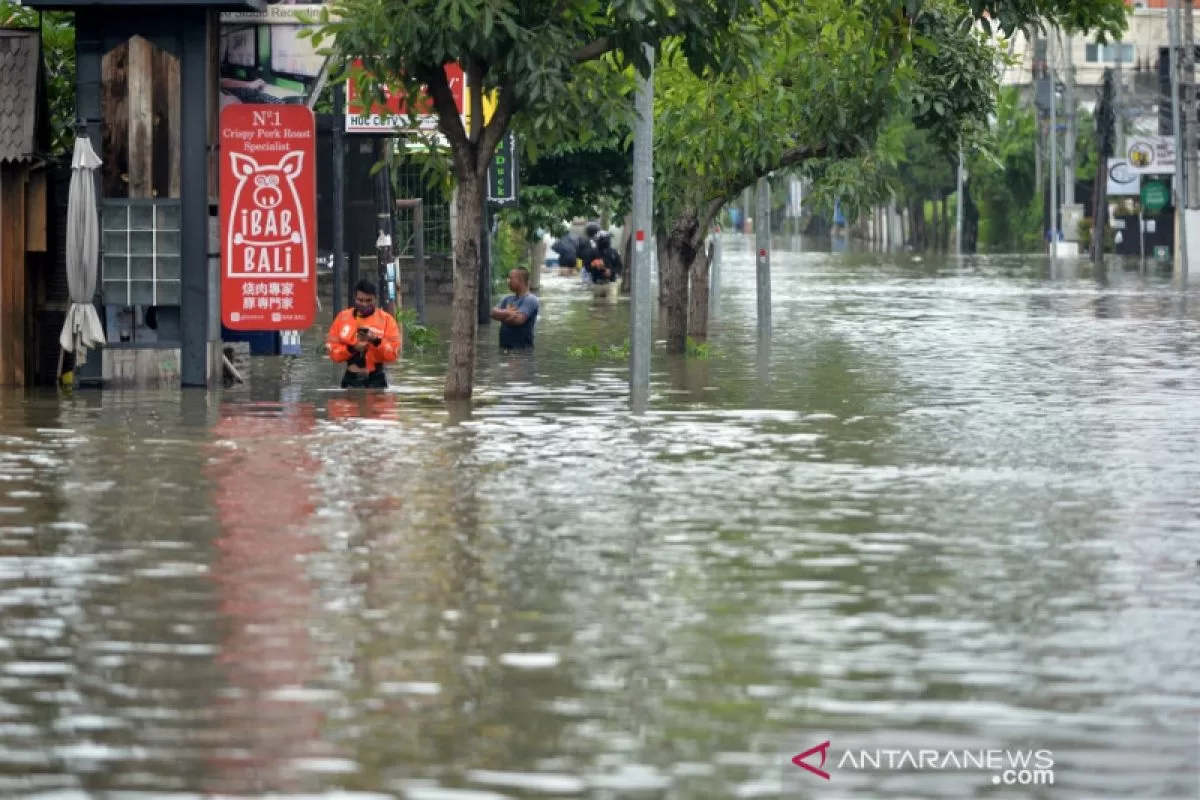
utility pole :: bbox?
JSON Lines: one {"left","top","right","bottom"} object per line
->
{"left": 630, "top": 43, "right": 655, "bottom": 411}
{"left": 1115, "top": 40, "right": 1126, "bottom": 157}
{"left": 1050, "top": 31, "right": 1059, "bottom": 266}
{"left": 1064, "top": 34, "right": 1077, "bottom": 210}
{"left": 332, "top": 83, "right": 346, "bottom": 314}
{"left": 1171, "top": 0, "right": 1190, "bottom": 282}
{"left": 756, "top": 176, "right": 771, "bottom": 342}
{"left": 1093, "top": 69, "right": 1116, "bottom": 266}
{"left": 1184, "top": 0, "right": 1198, "bottom": 208}
{"left": 956, "top": 141, "right": 964, "bottom": 256}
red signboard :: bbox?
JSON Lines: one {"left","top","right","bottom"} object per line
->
{"left": 220, "top": 104, "right": 317, "bottom": 330}
{"left": 345, "top": 60, "right": 464, "bottom": 133}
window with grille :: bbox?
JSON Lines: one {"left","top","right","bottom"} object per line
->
{"left": 101, "top": 199, "right": 182, "bottom": 306}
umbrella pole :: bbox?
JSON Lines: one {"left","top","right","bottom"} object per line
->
{"left": 57, "top": 348, "right": 64, "bottom": 381}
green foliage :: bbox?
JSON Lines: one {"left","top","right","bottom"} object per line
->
{"left": 647, "top": 0, "right": 1125, "bottom": 234}
{"left": 395, "top": 308, "right": 440, "bottom": 352}
{"left": 686, "top": 337, "right": 712, "bottom": 359}
{"left": 499, "top": 185, "right": 571, "bottom": 244}
{"left": 0, "top": 3, "right": 75, "bottom": 158}
{"left": 964, "top": 86, "right": 1097, "bottom": 252}
{"left": 490, "top": 218, "right": 526, "bottom": 293}
{"left": 309, "top": 0, "right": 765, "bottom": 186}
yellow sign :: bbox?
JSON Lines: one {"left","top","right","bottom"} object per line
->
{"left": 462, "top": 84, "right": 499, "bottom": 130}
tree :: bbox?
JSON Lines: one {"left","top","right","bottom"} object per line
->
{"left": 649, "top": 0, "right": 1126, "bottom": 349}
{"left": 651, "top": 0, "right": 992, "bottom": 349}
{"left": 311, "top": 0, "right": 762, "bottom": 400}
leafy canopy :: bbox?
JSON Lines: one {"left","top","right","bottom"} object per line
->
{"left": 309, "top": 0, "right": 766, "bottom": 179}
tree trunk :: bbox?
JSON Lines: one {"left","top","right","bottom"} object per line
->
{"left": 657, "top": 234, "right": 669, "bottom": 309}
{"left": 687, "top": 239, "right": 712, "bottom": 342}
{"left": 663, "top": 211, "right": 701, "bottom": 354}
{"left": 931, "top": 194, "right": 942, "bottom": 250}
{"left": 444, "top": 167, "right": 485, "bottom": 400}
{"left": 936, "top": 194, "right": 945, "bottom": 250}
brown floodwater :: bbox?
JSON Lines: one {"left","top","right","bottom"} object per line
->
{"left": 0, "top": 236, "right": 1197, "bottom": 799}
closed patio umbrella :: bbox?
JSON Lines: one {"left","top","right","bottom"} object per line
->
{"left": 59, "top": 136, "right": 105, "bottom": 371}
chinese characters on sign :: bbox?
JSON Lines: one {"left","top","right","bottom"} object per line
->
{"left": 220, "top": 104, "right": 317, "bottom": 330}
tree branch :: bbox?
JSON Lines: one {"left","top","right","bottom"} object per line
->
{"left": 697, "top": 141, "right": 835, "bottom": 238}
{"left": 571, "top": 37, "right": 611, "bottom": 63}
{"left": 467, "top": 60, "right": 484, "bottom": 145}
{"left": 425, "top": 64, "right": 470, "bottom": 169}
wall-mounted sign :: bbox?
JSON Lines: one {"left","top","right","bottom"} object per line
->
{"left": 1106, "top": 158, "right": 1141, "bottom": 196}
{"left": 345, "top": 61, "right": 465, "bottom": 134}
{"left": 220, "top": 104, "right": 317, "bottom": 331}
{"left": 219, "top": 2, "right": 330, "bottom": 109}
{"left": 1124, "top": 136, "right": 1176, "bottom": 176}
{"left": 488, "top": 132, "right": 519, "bottom": 207}
{"left": 1141, "top": 180, "right": 1170, "bottom": 213}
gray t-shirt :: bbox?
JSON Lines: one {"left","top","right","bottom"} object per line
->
{"left": 498, "top": 293, "right": 539, "bottom": 349}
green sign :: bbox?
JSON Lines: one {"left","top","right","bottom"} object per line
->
{"left": 1154, "top": 245, "right": 1171, "bottom": 261}
{"left": 488, "top": 132, "right": 519, "bottom": 208}
{"left": 1141, "top": 180, "right": 1169, "bottom": 213}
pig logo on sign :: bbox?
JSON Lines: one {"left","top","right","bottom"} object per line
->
{"left": 226, "top": 151, "right": 310, "bottom": 278}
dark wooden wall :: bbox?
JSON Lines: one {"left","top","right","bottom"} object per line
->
{"left": 101, "top": 36, "right": 181, "bottom": 200}
{"left": 0, "top": 164, "right": 47, "bottom": 385}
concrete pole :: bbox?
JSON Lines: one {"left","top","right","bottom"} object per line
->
{"left": 708, "top": 233, "right": 721, "bottom": 321}
{"left": 1115, "top": 44, "right": 1125, "bottom": 157}
{"left": 956, "top": 142, "right": 965, "bottom": 256}
{"left": 630, "top": 43, "right": 655, "bottom": 411}
{"left": 1185, "top": 0, "right": 1198, "bottom": 208}
{"left": 1170, "top": 0, "right": 1190, "bottom": 283}
{"left": 755, "top": 176, "right": 771, "bottom": 341}
{"left": 1064, "top": 34, "right": 1076, "bottom": 208}
{"left": 1050, "top": 33, "right": 1059, "bottom": 266}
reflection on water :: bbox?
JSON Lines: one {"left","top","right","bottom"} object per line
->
{"left": 0, "top": 238, "right": 1198, "bottom": 799}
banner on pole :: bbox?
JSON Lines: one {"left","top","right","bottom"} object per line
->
{"left": 220, "top": 104, "right": 318, "bottom": 331}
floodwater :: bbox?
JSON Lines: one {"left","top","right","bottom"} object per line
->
{"left": 0, "top": 235, "right": 1198, "bottom": 799}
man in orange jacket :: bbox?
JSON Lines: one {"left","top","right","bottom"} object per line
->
{"left": 326, "top": 279, "right": 402, "bottom": 388}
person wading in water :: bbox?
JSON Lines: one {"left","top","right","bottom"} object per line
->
{"left": 326, "top": 279, "right": 402, "bottom": 388}
{"left": 490, "top": 267, "right": 539, "bottom": 350}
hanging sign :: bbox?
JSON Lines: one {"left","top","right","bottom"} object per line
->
{"left": 345, "top": 61, "right": 465, "bottom": 134}
{"left": 488, "top": 132, "right": 519, "bottom": 207}
{"left": 1141, "top": 180, "right": 1170, "bottom": 213}
{"left": 1124, "top": 136, "right": 1176, "bottom": 176}
{"left": 220, "top": 104, "right": 317, "bottom": 331}
{"left": 1107, "top": 158, "right": 1141, "bottom": 197}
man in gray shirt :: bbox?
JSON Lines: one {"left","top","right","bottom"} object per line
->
{"left": 490, "top": 267, "right": 539, "bottom": 350}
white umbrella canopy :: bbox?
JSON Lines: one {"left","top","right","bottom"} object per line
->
{"left": 59, "top": 136, "right": 105, "bottom": 368}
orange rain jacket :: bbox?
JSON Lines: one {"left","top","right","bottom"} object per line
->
{"left": 326, "top": 307, "right": 402, "bottom": 373}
